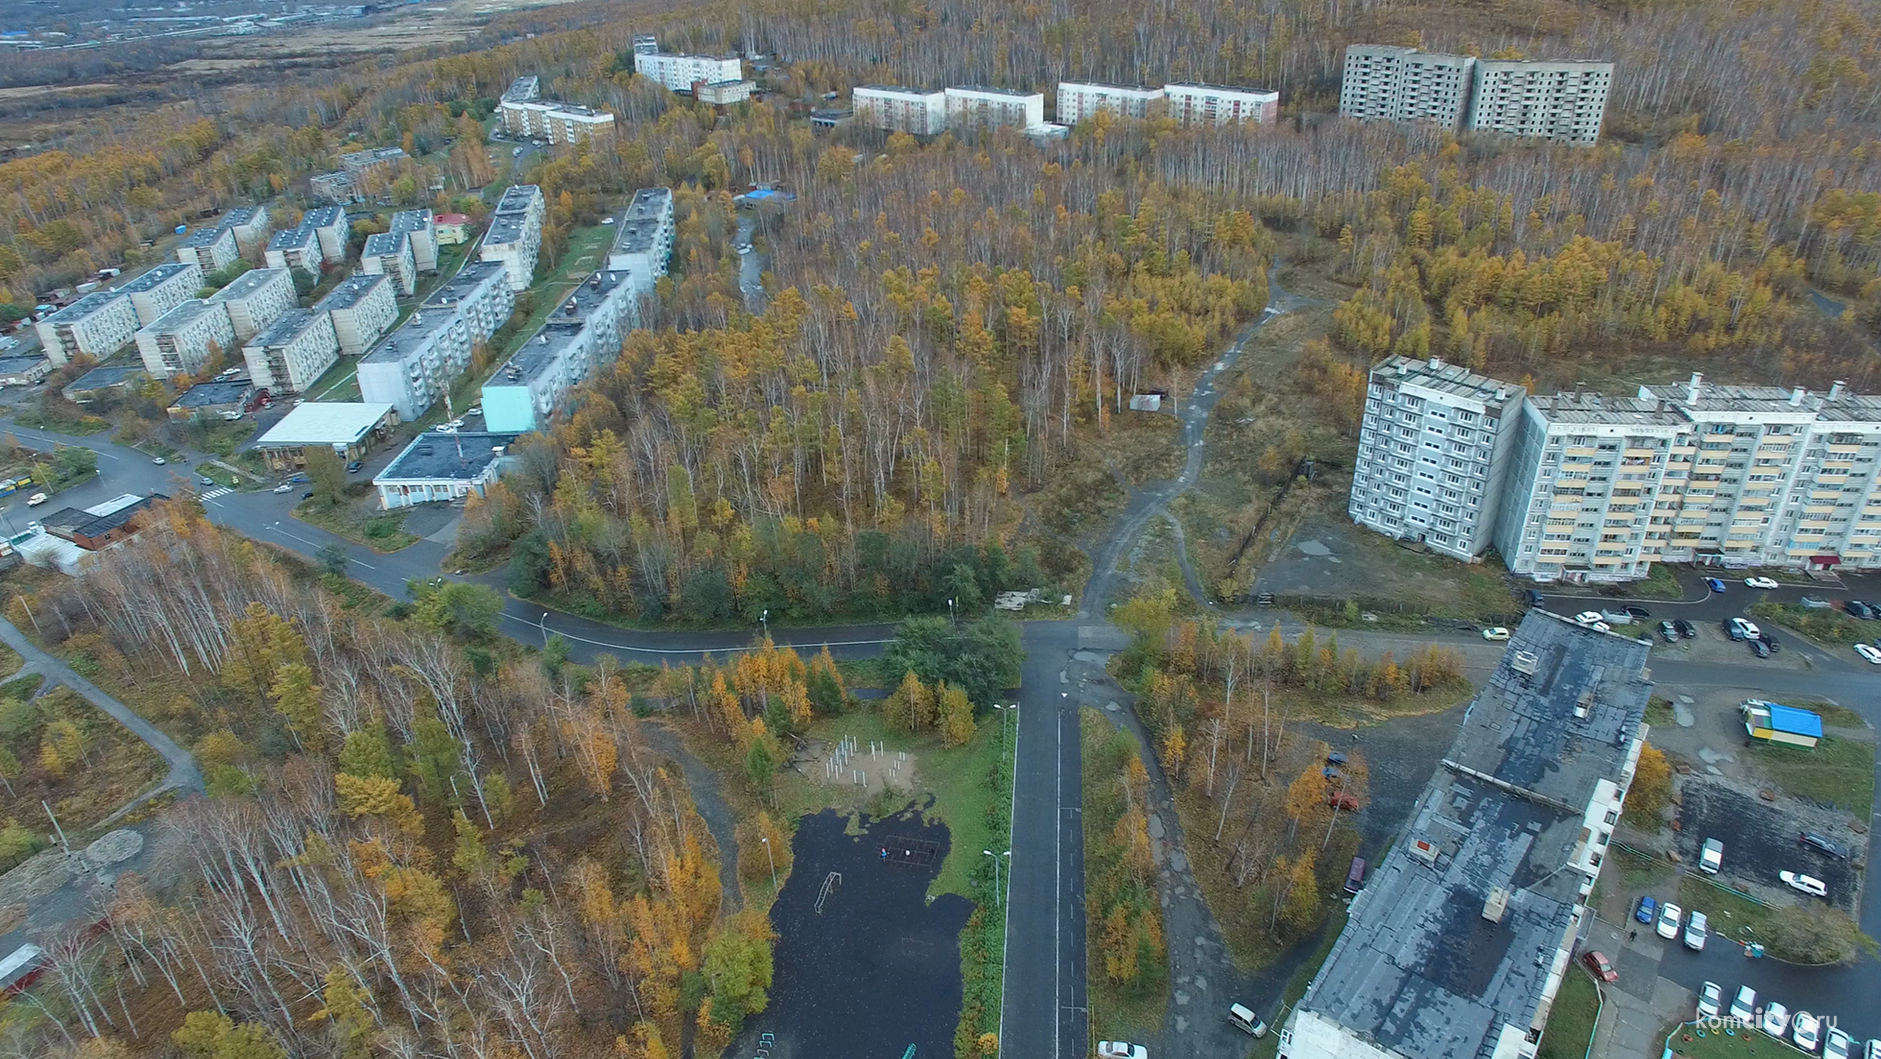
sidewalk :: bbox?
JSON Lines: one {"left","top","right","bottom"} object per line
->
{"left": 1586, "top": 915, "right": 1692, "bottom": 1059}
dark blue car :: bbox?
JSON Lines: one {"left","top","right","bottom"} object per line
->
{"left": 1705, "top": 577, "right": 1727, "bottom": 593}
{"left": 1635, "top": 895, "right": 1658, "bottom": 924}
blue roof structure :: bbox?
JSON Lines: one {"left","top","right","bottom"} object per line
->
{"left": 1765, "top": 704, "right": 1823, "bottom": 738}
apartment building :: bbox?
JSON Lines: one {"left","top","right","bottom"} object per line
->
{"left": 390, "top": 210, "right": 439, "bottom": 273}
{"left": 1348, "top": 355, "right": 1527, "bottom": 561}
{"left": 134, "top": 298, "right": 234, "bottom": 379}
{"left": 631, "top": 35, "right": 658, "bottom": 55}
{"left": 119, "top": 262, "right": 203, "bottom": 327}
{"left": 206, "top": 267, "right": 297, "bottom": 343}
{"left": 480, "top": 184, "right": 546, "bottom": 292}
{"left": 241, "top": 309, "right": 340, "bottom": 395}
{"left": 482, "top": 269, "right": 637, "bottom": 434}
{"left": 1339, "top": 45, "right": 1476, "bottom": 129}
{"left": 607, "top": 186, "right": 675, "bottom": 295}
{"left": 944, "top": 86, "right": 1046, "bottom": 131}
{"left": 216, "top": 205, "right": 272, "bottom": 255}
{"left": 34, "top": 290, "right": 139, "bottom": 366}
{"left": 302, "top": 206, "right": 351, "bottom": 262}
{"left": 357, "top": 307, "right": 474, "bottom": 421}
{"left": 176, "top": 225, "right": 239, "bottom": 274}
{"left": 634, "top": 52, "right": 743, "bottom": 93}
{"left": 422, "top": 261, "right": 514, "bottom": 345}
{"left": 1777, "top": 387, "right": 1881, "bottom": 570}
{"left": 851, "top": 86, "right": 949, "bottom": 135}
{"left": 500, "top": 98, "right": 617, "bottom": 144}
{"left": 314, "top": 273, "right": 397, "bottom": 356}
{"left": 696, "top": 79, "right": 754, "bottom": 105}
{"left": 1055, "top": 82, "right": 1163, "bottom": 124}
{"left": 339, "top": 146, "right": 408, "bottom": 175}
{"left": 265, "top": 225, "right": 324, "bottom": 276}
{"left": 502, "top": 75, "right": 540, "bottom": 103}
{"left": 1164, "top": 82, "right": 1279, "bottom": 125}
{"left": 1466, "top": 60, "right": 1612, "bottom": 147}
{"left": 1494, "top": 392, "right": 1694, "bottom": 581}
{"left": 362, "top": 232, "right": 417, "bottom": 297}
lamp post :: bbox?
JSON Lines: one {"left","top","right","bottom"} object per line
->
{"left": 993, "top": 702, "right": 1015, "bottom": 736}
{"left": 983, "top": 849, "right": 1011, "bottom": 906}
{"left": 761, "top": 835, "right": 777, "bottom": 891}
{"left": 760, "top": 608, "right": 769, "bottom": 639}
{"left": 948, "top": 597, "right": 956, "bottom": 625}
{"left": 539, "top": 611, "right": 550, "bottom": 648}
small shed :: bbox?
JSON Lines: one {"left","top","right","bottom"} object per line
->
{"left": 1740, "top": 699, "right": 1822, "bottom": 749}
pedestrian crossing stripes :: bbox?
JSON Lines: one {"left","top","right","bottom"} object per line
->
{"left": 199, "top": 487, "right": 233, "bottom": 500}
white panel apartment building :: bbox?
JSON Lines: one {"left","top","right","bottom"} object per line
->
{"left": 634, "top": 52, "right": 743, "bottom": 93}
{"left": 1339, "top": 45, "right": 1478, "bottom": 129}
{"left": 119, "top": 262, "right": 203, "bottom": 327}
{"left": 944, "top": 86, "right": 1046, "bottom": 131}
{"left": 207, "top": 267, "right": 297, "bottom": 343}
{"left": 852, "top": 86, "right": 948, "bottom": 135}
{"left": 134, "top": 299, "right": 235, "bottom": 378}
{"left": 314, "top": 273, "right": 398, "bottom": 357}
{"left": 501, "top": 99, "right": 617, "bottom": 144}
{"left": 35, "top": 291, "right": 140, "bottom": 366}
{"left": 1164, "top": 82, "right": 1280, "bottom": 125}
{"left": 176, "top": 225, "right": 239, "bottom": 274}
{"left": 390, "top": 210, "right": 439, "bottom": 273}
{"left": 362, "top": 232, "right": 417, "bottom": 297}
{"left": 217, "top": 206, "right": 272, "bottom": 255}
{"left": 242, "top": 309, "right": 340, "bottom": 395}
{"left": 357, "top": 307, "right": 474, "bottom": 421}
{"left": 1055, "top": 82, "right": 1164, "bottom": 123}
{"left": 481, "top": 269, "right": 637, "bottom": 434}
{"left": 265, "top": 225, "right": 325, "bottom": 276}
{"left": 480, "top": 184, "right": 546, "bottom": 292}
{"left": 607, "top": 187, "right": 675, "bottom": 295}
{"left": 1466, "top": 60, "right": 1613, "bottom": 147}
{"left": 302, "top": 207, "right": 351, "bottom": 262}
{"left": 422, "top": 261, "right": 514, "bottom": 346}
{"left": 1348, "top": 355, "right": 1527, "bottom": 561}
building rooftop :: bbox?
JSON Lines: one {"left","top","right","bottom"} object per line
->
{"left": 857, "top": 84, "right": 941, "bottom": 95}
{"left": 495, "top": 185, "right": 542, "bottom": 215}
{"left": 207, "top": 268, "right": 290, "bottom": 302}
{"left": 1060, "top": 80, "right": 1162, "bottom": 93}
{"left": 178, "top": 226, "right": 232, "bottom": 249}
{"left": 485, "top": 215, "right": 530, "bottom": 247}
{"left": 267, "top": 226, "right": 316, "bottom": 252}
{"left": 1297, "top": 612, "right": 1651, "bottom": 1059}
{"left": 1641, "top": 375, "right": 1817, "bottom": 417}
{"left": 949, "top": 85, "right": 1043, "bottom": 98}
{"left": 1165, "top": 80, "right": 1279, "bottom": 96}
{"left": 170, "top": 379, "right": 256, "bottom": 408}
{"left": 65, "top": 365, "right": 144, "bottom": 390}
{"left": 1373, "top": 354, "right": 1523, "bottom": 413}
{"left": 435, "top": 213, "right": 470, "bottom": 225}
{"left": 1756, "top": 702, "right": 1823, "bottom": 738}
{"left": 363, "top": 308, "right": 459, "bottom": 364}
{"left": 1810, "top": 391, "right": 1881, "bottom": 425}
{"left": 314, "top": 274, "right": 390, "bottom": 312}
{"left": 495, "top": 270, "right": 633, "bottom": 385}
{"left": 249, "top": 309, "right": 323, "bottom": 348}
{"left": 42, "top": 289, "right": 128, "bottom": 323}
{"left": 217, "top": 206, "right": 263, "bottom": 228}
{"left": 1527, "top": 392, "right": 1690, "bottom": 428}
{"left": 303, "top": 205, "right": 346, "bottom": 228}
{"left": 502, "top": 74, "right": 540, "bottom": 102}
{"left": 613, "top": 188, "right": 672, "bottom": 255}
{"left": 424, "top": 261, "right": 505, "bottom": 308}
{"left": 379, "top": 431, "right": 523, "bottom": 482}
{"left": 118, "top": 262, "right": 197, "bottom": 293}
{"left": 256, "top": 402, "right": 395, "bottom": 446}
{"left": 339, "top": 146, "right": 407, "bottom": 171}
{"left": 142, "top": 298, "right": 221, "bottom": 333}
{"left": 363, "top": 231, "right": 409, "bottom": 257}
{"left": 41, "top": 493, "right": 165, "bottom": 541}
{"left": 0, "top": 356, "right": 48, "bottom": 375}
{"left": 390, "top": 209, "right": 432, "bottom": 235}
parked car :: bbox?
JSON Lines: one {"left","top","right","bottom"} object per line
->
{"left": 196, "top": 476, "right": 215, "bottom": 486}
{"left": 1481, "top": 627, "right": 1510, "bottom": 641}
{"left": 1800, "top": 832, "right": 1849, "bottom": 859}
{"left": 1727, "top": 617, "right": 1761, "bottom": 640}
{"left": 1524, "top": 589, "right": 1545, "bottom": 607}
{"left": 1825, "top": 1028, "right": 1853, "bottom": 1059}
{"left": 1861, "top": 1037, "right": 1879, "bottom": 1059}
{"left": 1706, "top": 577, "right": 1728, "bottom": 593}
{"left": 1097, "top": 1043, "right": 1147, "bottom": 1059}
{"left": 346, "top": 460, "right": 363, "bottom": 474}
{"left": 273, "top": 483, "right": 292, "bottom": 493}
{"left": 1635, "top": 894, "right": 1659, "bottom": 924}
{"left": 1758, "top": 632, "right": 1781, "bottom": 653}
{"left": 1794, "top": 1012, "right": 1822, "bottom": 1052}
{"left": 1227, "top": 1003, "right": 1268, "bottom": 1038}
{"left": 1656, "top": 901, "right": 1682, "bottom": 940}
{"left": 1847, "top": 600, "right": 1877, "bottom": 619}
{"left": 1657, "top": 620, "right": 1679, "bottom": 643}
{"left": 1696, "top": 981, "right": 1723, "bottom": 1020}
{"left": 1623, "top": 605, "right": 1652, "bottom": 619}
{"left": 1764, "top": 1002, "right": 1791, "bottom": 1037}
{"left": 1573, "top": 611, "right": 1608, "bottom": 627}
{"left": 300, "top": 490, "right": 315, "bottom": 500}
{"left": 1745, "top": 576, "right": 1780, "bottom": 589}
{"left": 1326, "top": 752, "right": 1348, "bottom": 766}
{"left": 1751, "top": 639, "right": 1771, "bottom": 658}
{"left": 1674, "top": 618, "right": 1697, "bottom": 639}
{"left": 1581, "top": 950, "right": 1618, "bottom": 983}
{"left": 25, "top": 493, "right": 46, "bottom": 507}
{"left": 1328, "top": 791, "right": 1360, "bottom": 811}
{"left": 1780, "top": 870, "right": 1828, "bottom": 897}
{"left": 151, "top": 455, "right": 166, "bottom": 465}
{"left": 1730, "top": 985, "right": 1758, "bottom": 1023}
{"left": 1684, "top": 910, "right": 1708, "bottom": 951}
{"left": 466, "top": 406, "right": 482, "bottom": 417}
{"left": 1700, "top": 838, "right": 1724, "bottom": 874}
{"left": 1859, "top": 643, "right": 1881, "bottom": 665}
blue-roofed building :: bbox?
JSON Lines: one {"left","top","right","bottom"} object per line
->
{"left": 1739, "top": 699, "right": 1822, "bottom": 749}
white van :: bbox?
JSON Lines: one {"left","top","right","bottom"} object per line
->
{"left": 1229, "top": 1003, "right": 1268, "bottom": 1037}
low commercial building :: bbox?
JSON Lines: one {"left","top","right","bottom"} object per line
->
{"left": 176, "top": 225, "right": 239, "bottom": 274}
{"left": 695, "top": 79, "right": 754, "bottom": 105}
{"left": 314, "top": 273, "right": 397, "bottom": 356}
{"left": 206, "top": 267, "right": 296, "bottom": 343}
{"left": 1055, "top": 81, "right": 1163, "bottom": 123}
{"left": 607, "top": 186, "right": 675, "bottom": 295}
{"left": 253, "top": 401, "right": 399, "bottom": 471}
{"left": 482, "top": 269, "right": 636, "bottom": 433}
{"left": 944, "top": 86, "right": 1046, "bottom": 131}
{"left": 422, "top": 260, "right": 513, "bottom": 345}
{"left": 362, "top": 231, "right": 417, "bottom": 297}
{"left": 35, "top": 290, "right": 138, "bottom": 366}
{"left": 1164, "top": 82, "right": 1279, "bottom": 125}
{"left": 852, "top": 86, "right": 948, "bottom": 134}
{"left": 62, "top": 364, "right": 146, "bottom": 403}
{"left": 0, "top": 356, "right": 53, "bottom": 386}
{"left": 634, "top": 51, "right": 743, "bottom": 93}
{"left": 40, "top": 493, "right": 167, "bottom": 550}
{"left": 434, "top": 213, "right": 472, "bottom": 245}
{"left": 301, "top": 206, "right": 351, "bottom": 262}
{"left": 309, "top": 171, "right": 356, "bottom": 204}
{"left": 242, "top": 309, "right": 340, "bottom": 395}
{"left": 374, "top": 430, "right": 523, "bottom": 509}
{"left": 119, "top": 262, "right": 204, "bottom": 327}
{"left": 339, "top": 146, "right": 408, "bottom": 174}
{"left": 1278, "top": 612, "right": 1650, "bottom": 1059}
{"left": 166, "top": 378, "right": 259, "bottom": 422}
{"left": 480, "top": 184, "right": 545, "bottom": 292}
{"left": 134, "top": 298, "right": 235, "bottom": 378}
{"left": 265, "top": 225, "right": 325, "bottom": 276}
{"left": 216, "top": 205, "right": 272, "bottom": 255}
{"left": 357, "top": 307, "right": 473, "bottom": 421}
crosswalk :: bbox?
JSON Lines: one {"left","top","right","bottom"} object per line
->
{"left": 199, "top": 487, "right": 233, "bottom": 500}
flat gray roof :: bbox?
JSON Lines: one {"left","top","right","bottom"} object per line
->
{"left": 249, "top": 308, "right": 322, "bottom": 348}
{"left": 314, "top": 274, "right": 390, "bottom": 312}
{"left": 1373, "top": 354, "right": 1523, "bottom": 414}
{"left": 43, "top": 290, "right": 128, "bottom": 323}
{"left": 363, "top": 308, "right": 458, "bottom": 363}
{"left": 144, "top": 298, "right": 221, "bottom": 333}
{"left": 179, "top": 226, "right": 232, "bottom": 248}
{"left": 379, "top": 431, "right": 523, "bottom": 482}
{"left": 496, "top": 269, "right": 632, "bottom": 384}
{"left": 949, "top": 85, "right": 1041, "bottom": 98}
{"left": 0, "top": 356, "right": 49, "bottom": 374}
{"left": 424, "top": 261, "right": 505, "bottom": 307}
{"left": 66, "top": 365, "right": 144, "bottom": 389}
{"left": 217, "top": 205, "right": 263, "bottom": 228}
{"left": 495, "top": 185, "right": 541, "bottom": 214}
{"left": 207, "top": 267, "right": 290, "bottom": 302}
{"left": 485, "top": 216, "right": 530, "bottom": 246}
{"left": 303, "top": 206, "right": 346, "bottom": 228}
{"left": 171, "top": 379, "right": 255, "bottom": 407}
{"left": 1528, "top": 392, "right": 1690, "bottom": 427}
{"left": 119, "top": 262, "right": 197, "bottom": 293}
{"left": 256, "top": 401, "right": 394, "bottom": 446}
{"left": 390, "top": 209, "right": 432, "bottom": 234}
{"left": 268, "top": 226, "right": 316, "bottom": 251}
{"left": 363, "top": 231, "right": 408, "bottom": 257}
{"left": 857, "top": 84, "right": 939, "bottom": 95}
{"left": 502, "top": 75, "right": 540, "bottom": 102}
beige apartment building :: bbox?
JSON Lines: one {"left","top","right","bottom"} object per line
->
{"left": 852, "top": 86, "right": 948, "bottom": 135}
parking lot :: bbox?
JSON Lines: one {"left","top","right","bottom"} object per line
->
{"left": 1677, "top": 781, "right": 1860, "bottom": 909}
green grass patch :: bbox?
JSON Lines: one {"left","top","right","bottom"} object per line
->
{"left": 1665, "top": 1021, "right": 1790, "bottom": 1058}
{"left": 953, "top": 715, "right": 1012, "bottom": 1059}
{"left": 1630, "top": 563, "right": 1687, "bottom": 599}
{"left": 1535, "top": 967, "right": 1601, "bottom": 1059}
{"left": 178, "top": 417, "right": 258, "bottom": 459}
{"left": 1678, "top": 875, "right": 1777, "bottom": 948}
{"left": 0, "top": 674, "right": 41, "bottom": 701}
{"left": 9, "top": 402, "right": 107, "bottom": 435}
{"left": 1082, "top": 707, "right": 1169, "bottom": 1042}
{"left": 1644, "top": 698, "right": 1676, "bottom": 727}
{"left": 0, "top": 643, "right": 18, "bottom": 676}
{"left": 293, "top": 499, "right": 420, "bottom": 553}
{"left": 1748, "top": 601, "right": 1870, "bottom": 646}
{"left": 1743, "top": 735, "right": 1875, "bottom": 819}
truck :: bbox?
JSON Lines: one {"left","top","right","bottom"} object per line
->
{"left": 0, "top": 944, "right": 44, "bottom": 994}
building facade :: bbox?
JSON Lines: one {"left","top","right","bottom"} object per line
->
{"left": 34, "top": 290, "right": 139, "bottom": 366}
{"left": 357, "top": 308, "right": 474, "bottom": 421}
{"left": 176, "top": 225, "right": 239, "bottom": 274}
{"left": 264, "top": 225, "right": 325, "bottom": 276}
{"left": 851, "top": 86, "right": 949, "bottom": 135}
{"left": 254, "top": 402, "right": 399, "bottom": 471}
{"left": 1465, "top": 60, "right": 1613, "bottom": 147}
{"left": 134, "top": 298, "right": 235, "bottom": 378}
{"left": 944, "top": 86, "right": 1046, "bottom": 131}
{"left": 119, "top": 262, "right": 203, "bottom": 327}
{"left": 482, "top": 269, "right": 636, "bottom": 434}
{"left": 241, "top": 309, "right": 340, "bottom": 395}
{"left": 480, "top": 184, "right": 546, "bottom": 292}
{"left": 1339, "top": 45, "right": 1477, "bottom": 129}
{"left": 375, "top": 431, "right": 522, "bottom": 509}
{"left": 1163, "top": 82, "right": 1280, "bottom": 125}
{"left": 1348, "top": 355, "right": 1527, "bottom": 561}
{"left": 634, "top": 52, "right": 743, "bottom": 93}
{"left": 1055, "top": 82, "right": 1163, "bottom": 123}
{"left": 422, "top": 261, "right": 514, "bottom": 345}
{"left": 315, "top": 273, "right": 398, "bottom": 356}
{"left": 302, "top": 206, "right": 351, "bottom": 262}
{"left": 362, "top": 231, "right": 417, "bottom": 297}
{"left": 206, "top": 267, "right": 297, "bottom": 343}
{"left": 696, "top": 80, "right": 754, "bottom": 105}
{"left": 500, "top": 98, "right": 617, "bottom": 144}
{"left": 607, "top": 186, "right": 675, "bottom": 295}
{"left": 390, "top": 210, "right": 439, "bottom": 273}
{"left": 216, "top": 205, "right": 272, "bottom": 255}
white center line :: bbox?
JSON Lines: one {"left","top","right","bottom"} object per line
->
{"left": 1054, "top": 707, "right": 1063, "bottom": 1059}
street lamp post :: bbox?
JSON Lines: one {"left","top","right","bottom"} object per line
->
{"left": 539, "top": 611, "right": 550, "bottom": 648}
{"left": 948, "top": 597, "right": 956, "bottom": 625}
{"left": 761, "top": 835, "right": 777, "bottom": 891}
{"left": 983, "top": 849, "right": 1011, "bottom": 906}
{"left": 760, "top": 609, "right": 769, "bottom": 639}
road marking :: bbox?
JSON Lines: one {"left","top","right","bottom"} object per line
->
{"left": 200, "top": 487, "right": 233, "bottom": 500}
{"left": 1054, "top": 707, "right": 1063, "bottom": 1059}
{"left": 264, "top": 522, "right": 377, "bottom": 569}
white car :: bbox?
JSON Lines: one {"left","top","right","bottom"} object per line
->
{"left": 1656, "top": 901, "right": 1682, "bottom": 940}
{"left": 1700, "top": 838, "right": 1724, "bottom": 874}
{"left": 1745, "top": 576, "right": 1781, "bottom": 589}
{"left": 26, "top": 493, "right": 47, "bottom": 506}
{"left": 151, "top": 456, "right": 166, "bottom": 465}
{"left": 1684, "top": 910, "right": 1708, "bottom": 951}
{"left": 1794, "top": 1012, "right": 1822, "bottom": 1052}
{"left": 1696, "top": 981, "right": 1722, "bottom": 1019}
{"left": 1764, "top": 1002, "right": 1791, "bottom": 1037}
{"left": 1097, "top": 1044, "right": 1147, "bottom": 1059}
{"left": 1730, "top": 985, "right": 1757, "bottom": 1022}
{"left": 1824, "top": 1028, "right": 1852, "bottom": 1059}
{"left": 1572, "top": 612, "right": 1612, "bottom": 631}
{"left": 1731, "top": 617, "right": 1762, "bottom": 640}
{"left": 1481, "top": 627, "right": 1510, "bottom": 641}
{"left": 1780, "top": 871, "right": 1828, "bottom": 897}
{"left": 273, "top": 483, "right": 293, "bottom": 493}
{"left": 1857, "top": 643, "right": 1881, "bottom": 665}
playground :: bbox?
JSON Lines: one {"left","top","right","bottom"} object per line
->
{"left": 736, "top": 807, "right": 974, "bottom": 1059}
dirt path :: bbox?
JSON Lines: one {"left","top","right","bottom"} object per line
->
{"left": 642, "top": 721, "right": 741, "bottom": 913}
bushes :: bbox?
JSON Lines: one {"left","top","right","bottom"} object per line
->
{"left": 1749, "top": 601, "right": 1868, "bottom": 645}
{"left": 1081, "top": 709, "right": 1167, "bottom": 1033}
{"left": 953, "top": 712, "right": 1012, "bottom": 1059}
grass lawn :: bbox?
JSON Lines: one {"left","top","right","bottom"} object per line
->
{"left": 1743, "top": 736, "right": 1875, "bottom": 819}
{"left": 0, "top": 674, "right": 42, "bottom": 700}
{"left": 1535, "top": 969, "right": 1602, "bottom": 1059}
{"left": 9, "top": 402, "right": 107, "bottom": 435}
{"left": 294, "top": 497, "right": 420, "bottom": 552}
{"left": 1748, "top": 602, "right": 1869, "bottom": 646}
{"left": 0, "top": 642, "right": 18, "bottom": 676}
{"left": 1678, "top": 876, "right": 1777, "bottom": 949}
{"left": 1631, "top": 563, "right": 1688, "bottom": 599}
{"left": 1665, "top": 1022, "right": 1790, "bottom": 1059}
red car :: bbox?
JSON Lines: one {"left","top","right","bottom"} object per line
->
{"left": 1582, "top": 951, "right": 1618, "bottom": 983}
{"left": 1329, "top": 792, "right": 1361, "bottom": 811}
